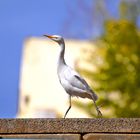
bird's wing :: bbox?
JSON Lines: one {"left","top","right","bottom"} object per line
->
{"left": 64, "top": 66, "right": 93, "bottom": 92}
{"left": 69, "top": 69, "right": 98, "bottom": 100}
{"left": 60, "top": 66, "right": 98, "bottom": 100}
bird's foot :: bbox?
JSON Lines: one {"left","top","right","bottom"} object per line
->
{"left": 92, "top": 99, "right": 103, "bottom": 117}
{"left": 97, "top": 109, "right": 102, "bottom": 117}
{"left": 96, "top": 106, "right": 102, "bottom": 117}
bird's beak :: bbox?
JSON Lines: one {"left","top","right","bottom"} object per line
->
{"left": 43, "top": 35, "right": 54, "bottom": 39}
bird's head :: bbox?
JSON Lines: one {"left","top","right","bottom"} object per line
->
{"left": 43, "top": 34, "right": 64, "bottom": 44}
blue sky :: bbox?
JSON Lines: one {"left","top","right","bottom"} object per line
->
{"left": 0, "top": 0, "right": 74, "bottom": 118}
{"left": 0, "top": 0, "right": 121, "bottom": 118}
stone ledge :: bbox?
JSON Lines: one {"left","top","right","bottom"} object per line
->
{"left": 83, "top": 134, "right": 140, "bottom": 140}
{"left": 0, "top": 118, "right": 139, "bottom": 134}
{"left": 0, "top": 134, "right": 81, "bottom": 139}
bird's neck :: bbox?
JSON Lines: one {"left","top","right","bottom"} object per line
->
{"left": 58, "top": 40, "right": 66, "bottom": 67}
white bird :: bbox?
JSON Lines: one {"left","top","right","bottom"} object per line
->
{"left": 43, "top": 34, "right": 102, "bottom": 118}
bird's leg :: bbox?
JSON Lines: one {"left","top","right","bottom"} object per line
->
{"left": 64, "top": 95, "right": 71, "bottom": 118}
{"left": 93, "top": 100, "right": 102, "bottom": 117}
{"left": 91, "top": 95, "right": 102, "bottom": 117}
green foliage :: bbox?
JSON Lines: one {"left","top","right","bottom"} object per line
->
{"left": 75, "top": 20, "right": 140, "bottom": 117}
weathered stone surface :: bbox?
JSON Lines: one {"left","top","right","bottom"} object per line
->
{"left": 0, "top": 118, "right": 139, "bottom": 134}
{"left": 83, "top": 134, "right": 140, "bottom": 140}
{"left": 0, "top": 134, "right": 81, "bottom": 140}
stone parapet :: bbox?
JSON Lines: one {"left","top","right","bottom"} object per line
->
{"left": 0, "top": 118, "right": 140, "bottom": 139}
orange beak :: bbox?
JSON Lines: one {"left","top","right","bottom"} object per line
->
{"left": 43, "top": 35, "right": 54, "bottom": 39}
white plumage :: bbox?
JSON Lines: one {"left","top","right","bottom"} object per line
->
{"left": 44, "top": 34, "right": 102, "bottom": 118}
